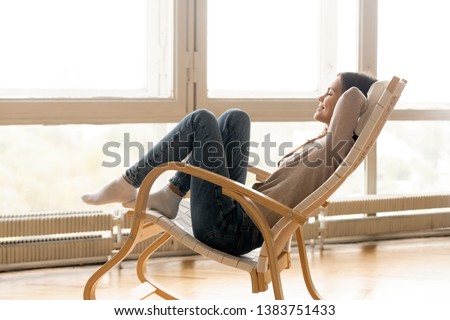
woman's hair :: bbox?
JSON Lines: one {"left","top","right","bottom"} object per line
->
{"left": 338, "top": 72, "right": 377, "bottom": 97}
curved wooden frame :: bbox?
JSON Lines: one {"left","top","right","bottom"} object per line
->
{"left": 83, "top": 163, "right": 309, "bottom": 300}
{"left": 84, "top": 76, "right": 406, "bottom": 300}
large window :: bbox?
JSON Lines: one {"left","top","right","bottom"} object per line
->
{"left": 0, "top": 0, "right": 363, "bottom": 124}
{"left": 1, "top": 0, "right": 450, "bottom": 215}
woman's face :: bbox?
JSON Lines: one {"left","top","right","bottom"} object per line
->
{"left": 314, "top": 76, "right": 343, "bottom": 125}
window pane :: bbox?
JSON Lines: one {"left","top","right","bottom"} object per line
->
{"left": 378, "top": 0, "right": 450, "bottom": 107}
{"left": 207, "top": 0, "right": 358, "bottom": 98}
{"left": 0, "top": 0, "right": 174, "bottom": 99}
{"left": 0, "top": 123, "right": 176, "bottom": 213}
{"left": 208, "top": 0, "right": 320, "bottom": 98}
{"left": 377, "top": 122, "right": 450, "bottom": 194}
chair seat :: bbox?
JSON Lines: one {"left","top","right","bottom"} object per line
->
{"left": 145, "top": 198, "right": 260, "bottom": 273}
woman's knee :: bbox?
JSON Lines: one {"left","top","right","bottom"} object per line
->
{"left": 192, "top": 108, "right": 215, "bottom": 118}
{"left": 191, "top": 109, "right": 217, "bottom": 125}
{"left": 221, "top": 108, "right": 250, "bottom": 127}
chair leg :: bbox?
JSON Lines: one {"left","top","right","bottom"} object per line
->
{"left": 295, "top": 227, "right": 323, "bottom": 300}
{"left": 136, "top": 232, "right": 182, "bottom": 300}
{"left": 83, "top": 230, "right": 140, "bottom": 299}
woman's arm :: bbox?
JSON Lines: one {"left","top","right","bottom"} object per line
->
{"left": 327, "top": 87, "right": 366, "bottom": 143}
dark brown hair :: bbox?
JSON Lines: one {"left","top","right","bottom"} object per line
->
{"left": 338, "top": 72, "right": 377, "bottom": 97}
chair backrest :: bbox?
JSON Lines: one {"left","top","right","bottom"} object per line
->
{"left": 354, "top": 80, "right": 389, "bottom": 136}
{"left": 292, "top": 76, "right": 407, "bottom": 220}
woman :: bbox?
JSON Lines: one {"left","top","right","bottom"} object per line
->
{"left": 82, "top": 72, "right": 377, "bottom": 256}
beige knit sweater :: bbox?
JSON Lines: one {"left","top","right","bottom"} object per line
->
{"left": 252, "top": 87, "right": 367, "bottom": 227}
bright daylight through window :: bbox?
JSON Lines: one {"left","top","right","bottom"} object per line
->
{"left": 0, "top": 0, "right": 174, "bottom": 99}
{"left": 377, "top": 0, "right": 450, "bottom": 107}
{"left": 207, "top": 0, "right": 358, "bottom": 98}
{"left": 1, "top": 0, "right": 449, "bottom": 214}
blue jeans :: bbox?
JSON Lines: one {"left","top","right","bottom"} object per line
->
{"left": 125, "top": 109, "right": 263, "bottom": 256}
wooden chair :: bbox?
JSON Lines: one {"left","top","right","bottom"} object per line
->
{"left": 84, "top": 76, "right": 407, "bottom": 300}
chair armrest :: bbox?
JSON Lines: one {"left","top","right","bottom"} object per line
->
{"left": 135, "top": 162, "right": 305, "bottom": 225}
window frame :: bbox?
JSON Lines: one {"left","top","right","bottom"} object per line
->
{"left": 2, "top": 0, "right": 450, "bottom": 125}
{"left": 1, "top": 0, "right": 450, "bottom": 197}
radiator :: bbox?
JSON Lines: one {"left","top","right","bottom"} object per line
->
{"left": 0, "top": 208, "right": 197, "bottom": 271}
{"left": 0, "top": 210, "right": 113, "bottom": 237}
{"left": 0, "top": 210, "right": 114, "bottom": 271}
{"left": 319, "top": 193, "right": 450, "bottom": 244}
{"left": 323, "top": 193, "right": 450, "bottom": 216}
{"left": 324, "top": 213, "right": 450, "bottom": 239}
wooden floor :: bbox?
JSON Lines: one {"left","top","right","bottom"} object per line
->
{"left": 1, "top": 236, "right": 450, "bottom": 300}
